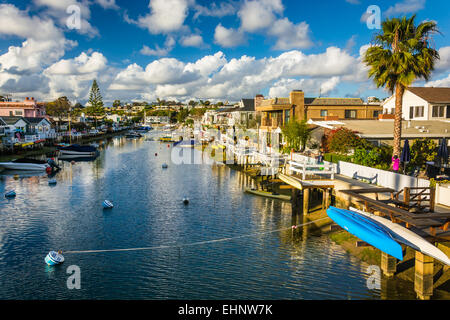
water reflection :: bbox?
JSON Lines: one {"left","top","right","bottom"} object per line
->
{"left": 0, "top": 135, "right": 420, "bottom": 299}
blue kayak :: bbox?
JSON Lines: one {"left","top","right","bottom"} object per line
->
{"left": 327, "top": 206, "right": 403, "bottom": 260}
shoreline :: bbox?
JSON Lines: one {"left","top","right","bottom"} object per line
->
{"left": 0, "top": 130, "right": 127, "bottom": 162}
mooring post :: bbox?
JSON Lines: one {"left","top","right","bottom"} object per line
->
{"left": 380, "top": 252, "right": 396, "bottom": 277}
{"left": 414, "top": 251, "right": 434, "bottom": 300}
{"left": 303, "top": 188, "right": 310, "bottom": 214}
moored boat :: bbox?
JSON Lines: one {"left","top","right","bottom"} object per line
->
{"left": 0, "top": 158, "right": 49, "bottom": 171}
{"left": 244, "top": 187, "right": 291, "bottom": 201}
{"left": 57, "top": 144, "right": 98, "bottom": 156}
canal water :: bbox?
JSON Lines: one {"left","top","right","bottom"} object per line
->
{"left": 0, "top": 134, "right": 416, "bottom": 300}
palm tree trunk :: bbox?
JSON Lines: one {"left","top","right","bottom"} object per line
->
{"left": 393, "top": 84, "right": 405, "bottom": 157}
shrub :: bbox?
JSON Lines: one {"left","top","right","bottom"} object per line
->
{"left": 325, "top": 127, "right": 361, "bottom": 154}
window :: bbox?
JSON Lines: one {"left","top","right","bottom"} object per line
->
{"left": 414, "top": 106, "right": 424, "bottom": 118}
{"left": 14, "top": 110, "right": 23, "bottom": 116}
{"left": 284, "top": 110, "right": 290, "bottom": 124}
{"left": 432, "top": 105, "right": 445, "bottom": 118}
{"left": 409, "top": 106, "right": 414, "bottom": 119}
{"left": 320, "top": 110, "right": 328, "bottom": 117}
{"left": 373, "top": 110, "right": 380, "bottom": 118}
{"left": 345, "top": 110, "right": 357, "bottom": 119}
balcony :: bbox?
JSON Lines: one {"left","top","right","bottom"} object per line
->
{"left": 261, "top": 117, "right": 283, "bottom": 129}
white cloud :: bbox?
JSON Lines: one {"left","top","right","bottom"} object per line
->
{"left": 45, "top": 52, "right": 107, "bottom": 75}
{"left": 268, "top": 77, "right": 340, "bottom": 98}
{"left": 268, "top": 18, "right": 312, "bottom": 50}
{"left": 193, "top": 1, "right": 237, "bottom": 19}
{"left": 33, "top": 0, "right": 99, "bottom": 37}
{"left": 385, "top": 0, "right": 426, "bottom": 16}
{"left": 425, "top": 74, "right": 450, "bottom": 87}
{"left": 214, "top": 24, "right": 246, "bottom": 48}
{"left": 238, "top": 0, "right": 283, "bottom": 32}
{"left": 140, "top": 36, "right": 176, "bottom": 56}
{"left": 435, "top": 46, "right": 450, "bottom": 71}
{"left": 180, "top": 34, "right": 205, "bottom": 47}
{"left": 95, "top": 0, "right": 119, "bottom": 10}
{"left": 137, "top": 0, "right": 189, "bottom": 34}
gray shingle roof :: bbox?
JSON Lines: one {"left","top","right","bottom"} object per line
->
{"left": 0, "top": 116, "right": 30, "bottom": 125}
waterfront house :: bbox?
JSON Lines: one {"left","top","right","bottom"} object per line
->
{"left": 23, "top": 117, "right": 53, "bottom": 137}
{"left": 307, "top": 118, "right": 450, "bottom": 147}
{"left": 255, "top": 90, "right": 383, "bottom": 131}
{"left": 0, "top": 116, "right": 30, "bottom": 133}
{"left": 145, "top": 115, "right": 170, "bottom": 124}
{"left": 382, "top": 87, "right": 450, "bottom": 120}
{"left": 0, "top": 97, "right": 46, "bottom": 118}
{"left": 229, "top": 99, "right": 257, "bottom": 128}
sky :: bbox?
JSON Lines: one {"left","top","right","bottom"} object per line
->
{"left": 0, "top": 0, "right": 449, "bottom": 105}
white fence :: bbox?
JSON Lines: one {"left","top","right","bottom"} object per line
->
{"left": 288, "top": 160, "right": 335, "bottom": 180}
{"left": 288, "top": 152, "right": 430, "bottom": 192}
{"left": 338, "top": 161, "right": 430, "bottom": 191}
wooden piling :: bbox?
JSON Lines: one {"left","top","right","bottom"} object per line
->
{"left": 414, "top": 251, "right": 434, "bottom": 300}
{"left": 303, "top": 188, "right": 310, "bottom": 214}
{"left": 380, "top": 252, "right": 396, "bottom": 277}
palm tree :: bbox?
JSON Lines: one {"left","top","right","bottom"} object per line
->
{"left": 364, "top": 15, "right": 439, "bottom": 157}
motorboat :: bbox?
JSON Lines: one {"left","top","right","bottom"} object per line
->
{"left": 125, "top": 131, "right": 142, "bottom": 138}
{"left": 45, "top": 251, "right": 64, "bottom": 266}
{"left": 57, "top": 144, "right": 98, "bottom": 156}
{"left": 0, "top": 158, "right": 49, "bottom": 171}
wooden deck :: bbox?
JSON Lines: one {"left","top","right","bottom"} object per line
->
{"left": 340, "top": 188, "right": 450, "bottom": 239}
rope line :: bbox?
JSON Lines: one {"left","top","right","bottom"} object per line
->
{"left": 64, "top": 217, "right": 329, "bottom": 255}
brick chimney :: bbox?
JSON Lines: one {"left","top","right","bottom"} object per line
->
{"left": 255, "top": 94, "right": 264, "bottom": 108}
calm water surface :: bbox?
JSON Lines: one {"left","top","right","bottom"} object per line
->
{"left": 0, "top": 134, "right": 416, "bottom": 299}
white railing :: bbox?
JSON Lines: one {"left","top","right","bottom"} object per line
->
{"left": 288, "top": 160, "right": 336, "bottom": 180}
{"left": 338, "top": 161, "right": 430, "bottom": 191}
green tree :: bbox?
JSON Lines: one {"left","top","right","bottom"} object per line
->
{"left": 86, "top": 79, "right": 105, "bottom": 127}
{"left": 364, "top": 15, "right": 440, "bottom": 157}
{"left": 45, "top": 96, "right": 72, "bottom": 127}
{"left": 113, "top": 100, "right": 121, "bottom": 108}
{"left": 281, "top": 119, "right": 311, "bottom": 152}
{"left": 410, "top": 138, "right": 437, "bottom": 169}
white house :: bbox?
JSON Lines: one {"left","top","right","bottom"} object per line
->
{"left": 24, "top": 117, "right": 52, "bottom": 134}
{"left": 145, "top": 115, "right": 170, "bottom": 124}
{"left": 382, "top": 87, "right": 450, "bottom": 120}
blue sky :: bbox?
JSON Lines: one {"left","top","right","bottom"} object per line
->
{"left": 0, "top": 0, "right": 449, "bottom": 104}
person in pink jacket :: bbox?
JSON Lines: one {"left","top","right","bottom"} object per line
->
{"left": 392, "top": 155, "right": 400, "bottom": 172}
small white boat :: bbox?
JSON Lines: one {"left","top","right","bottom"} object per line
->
{"left": 45, "top": 251, "right": 64, "bottom": 266}
{"left": 103, "top": 200, "right": 114, "bottom": 209}
{"left": 0, "top": 158, "right": 49, "bottom": 171}
{"left": 48, "top": 179, "right": 57, "bottom": 185}
{"left": 349, "top": 207, "right": 450, "bottom": 266}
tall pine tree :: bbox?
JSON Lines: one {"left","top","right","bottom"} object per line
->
{"left": 87, "top": 79, "right": 104, "bottom": 128}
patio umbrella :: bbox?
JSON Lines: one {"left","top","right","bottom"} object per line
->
{"left": 400, "top": 139, "right": 411, "bottom": 174}
{"left": 437, "top": 137, "right": 448, "bottom": 164}
{"left": 437, "top": 138, "right": 449, "bottom": 177}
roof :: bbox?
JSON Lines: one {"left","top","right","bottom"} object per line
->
{"left": 0, "top": 118, "right": 6, "bottom": 126}
{"left": 305, "top": 97, "right": 365, "bottom": 106}
{"left": 0, "top": 116, "right": 30, "bottom": 125}
{"left": 408, "top": 87, "right": 450, "bottom": 103}
{"left": 239, "top": 99, "right": 255, "bottom": 112}
{"left": 23, "top": 117, "right": 50, "bottom": 125}
{"left": 314, "top": 119, "right": 450, "bottom": 138}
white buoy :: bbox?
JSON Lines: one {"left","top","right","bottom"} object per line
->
{"left": 103, "top": 200, "right": 114, "bottom": 209}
